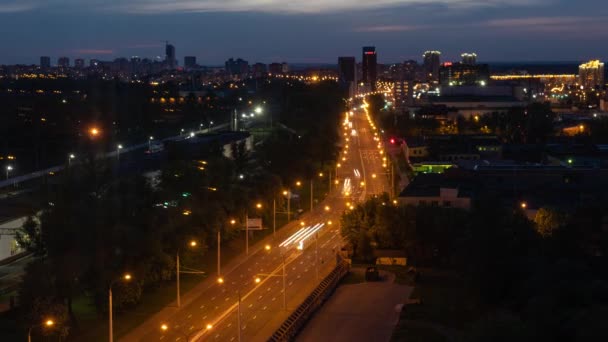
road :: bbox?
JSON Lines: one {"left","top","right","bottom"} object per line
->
{"left": 124, "top": 97, "right": 389, "bottom": 342}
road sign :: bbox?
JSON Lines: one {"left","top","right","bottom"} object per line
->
{"left": 246, "top": 218, "right": 263, "bottom": 230}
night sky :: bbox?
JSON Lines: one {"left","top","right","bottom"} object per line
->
{"left": 2, "top": 0, "right": 607, "bottom": 65}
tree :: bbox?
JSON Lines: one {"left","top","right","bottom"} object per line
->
{"left": 534, "top": 207, "right": 566, "bottom": 238}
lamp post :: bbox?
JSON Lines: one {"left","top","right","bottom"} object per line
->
{"left": 68, "top": 154, "right": 75, "bottom": 167}
{"left": 256, "top": 247, "right": 287, "bottom": 311}
{"left": 148, "top": 136, "right": 154, "bottom": 150}
{"left": 109, "top": 273, "right": 132, "bottom": 342}
{"left": 117, "top": 144, "right": 123, "bottom": 161}
{"left": 282, "top": 190, "right": 291, "bottom": 222}
{"left": 6, "top": 165, "right": 13, "bottom": 180}
{"left": 246, "top": 203, "right": 263, "bottom": 256}
{"left": 176, "top": 240, "right": 200, "bottom": 308}
{"left": 28, "top": 318, "right": 55, "bottom": 342}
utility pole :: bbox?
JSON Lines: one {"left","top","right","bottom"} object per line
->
{"left": 176, "top": 252, "right": 181, "bottom": 307}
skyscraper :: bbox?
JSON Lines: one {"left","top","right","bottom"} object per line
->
{"left": 461, "top": 53, "right": 477, "bottom": 65}
{"left": 579, "top": 60, "right": 605, "bottom": 89}
{"left": 362, "top": 47, "right": 377, "bottom": 90}
{"left": 439, "top": 62, "right": 489, "bottom": 87}
{"left": 423, "top": 51, "right": 441, "bottom": 83}
{"left": 225, "top": 58, "right": 249, "bottom": 76}
{"left": 165, "top": 42, "right": 176, "bottom": 70}
{"left": 58, "top": 57, "right": 70, "bottom": 68}
{"left": 74, "top": 58, "right": 85, "bottom": 69}
{"left": 40, "top": 56, "right": 51, "bottom": 69}
{"left": 184, "top": 56, "right": 197, "bottom": 70}
{"left": 338, "top": 57, "right": 356, "bottom": 83}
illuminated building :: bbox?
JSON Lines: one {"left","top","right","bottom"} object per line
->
{"left": 184, "top": 56, "right": 196, "bottom": 70}
{"left": 423, "top": 51, "right": 441, "bottom": 83}
{"left": 362, "top": 46, "right": 377, "bottom": 90}
{"left": 461, "top": 53, "right": 477, "bottom": 65}
{"left": 40, "top": 56, "right": 51, "bottom": 69}
{"left": 393, "top": 80, "right": 414, "bottom": 110}
{"left": 338, "top": 57, "right": 356, "bottom": 83}
{"left": 439, "top": 62, "right": 489, "bottom": 87}
{"left": 578, "top": 60, "right": 604, "bottom": 89}
{"left": 74, "top": 58, "right": 85, "bottom": 69}
{"left": 165, "top": 42, "right": 176, "bottom": 69}
{"left": 58, "top": 57, "right": 70, "bottom": 68}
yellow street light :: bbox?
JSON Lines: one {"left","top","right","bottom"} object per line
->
{"left": 123, "top": 273, "right": 132, "bottom": 281}
{"left": 327, "top": 220, "right": 333, "bottom": 225}
{"left": 45, "top": 319, "right": 55, "bottom": 327}
{"left": 255, "top": 277, "right": 261, "bottom": 283}
{"left": 324, "top": 205, "right": 330, "bottom": 211}
{"left": 189, "top": 240, "right": 198, "bottom": 247}
{"left": 230, "top": 219, "right": 236, "bottom": 225}
{"left": 372, "top": 174, "right": 377, "bottom": 179}
{"left": 217, "top": 277, "right": 224, "bottom": 284}
{"left": 160, "top": 324, "right": 169, "bottom": 331}
{"left": 521, "top": 202, "right": 527, "bottom": 209}
{"left": 300, "top": 221, "right": 305, "bottom": 226}
{"left": 319, "top": 172, "right": 324, "bottom": 177}
{"left": 206, "top": 323, "right": 213, "bottom": 330}
{"left": 182, "top": 210, "right": 192, "bottom": 216}
{"left": 89, "top": 127, "right": 100, "bottom": 137}
{"left": 256, "top": 203, "right": 262, "bottom": 209}
{"left": 282, "top": 190, "right": 288, "bottom": 196}
{"left": 295, "top": 181, "right": 301, "bottom": 187}
{"left": 265, "top": 244, "right": 271, "bottom": 251}
{"left": 360, "top": 181, "right": 365, "bottom": 186}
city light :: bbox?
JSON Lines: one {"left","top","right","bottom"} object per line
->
{"left": 45, "top": 319, "right": 55, "bottom": 327}
{"left": 217, "top": 277, "right": 224, "bottom": 284}
{"left": 124, "top": 273, "right": 132, "bottom": 281}
{"left": 89, "top": 127, "right": 100, "bottom": 137}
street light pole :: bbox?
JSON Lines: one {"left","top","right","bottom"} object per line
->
{"left": 176, "top": 252, "right": 181, "bottom": 307}
{"left": 315, "top": 232, "right": 319, "bottom": 281}
{"left": 217, "top": 229, "right": 221, "bottom": 277}
{"left": 282, "top": 254, "right": 287, "bottom": 310}
{"left": 245, "top": 212, "right": 249, "bottom": 256}
{"left": 108, "top": 287, "right": 113, "bottom": 342}
{"left": 310, "top": 180, "right": 313, "bottom": 212}
{"left": 273, "top": 199, "right": 276, "bottom": 237}
{"left": 237, "top": 289, "right": 242, "bottom": 342}
{"left": 117, "top": 145, "right": 123, "bottom": 162}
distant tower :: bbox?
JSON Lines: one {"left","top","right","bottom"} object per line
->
{"left": 57, "top": 57, "right": 70, "bottom": 68}
{"left": 461, "top": 53, "right": 477, "bottom": 65}
{"left": 40, "top": 56, "right": 51, "bottom": 69}
{"left": 74, "top": 58, "right": 85, "bottom": 69}
{"left": 579, "top": 60, "right": 605, "bottom": 89}
{"left": 423, "top": 51, "right": 441, "bottom": 83}
{"left": 165, "top": 42, "right": 176, "bottom": 70}
{"left": 338, "top": 57, "right": 356, "bottom": 83}
{"left": 362, "top": 46, "right": 377, "bottom": 90}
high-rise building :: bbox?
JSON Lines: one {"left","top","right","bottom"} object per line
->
{"left": 338, "top": 57, "right": 356, "bottom": 83}
{"left": 74, "top": 58, "right": 85, "bottom": 69}
{"left": 393, "top": 80, "right": 414, "bottom": 110}
{"left": 281, "top": 62, "right": 289, "bottom": 73}
{"left": 439, "top": 62, "right": 489, "bottom": 87}
{"left": 184, "top": 56, "right": 197, "bottom": 70}
{"left": 165, "top": 42, "right": 176, "bottom": 69}
{"left": 225, "top": 58, "right": 249, "bottom": 76}
{"left": 252, "top": 63, "right": 267, "bottom": 77}
{"left": 461, "top": 53, "right": 477, "bottom": 65}
{"left": 58, "top": 57, "right": 70, "bottom": 68}
{"left": 423, "top": 51, "right": 441, "bottom": 83}
{"left": 268, "top": 63, "right": 282, "bottom": 74}
{"left": 579, "top": 60, "right": 605, "bottom": 89}
{"left": 362, "top": 46, "right": 377, "bottom": 90}
{"left": 40, "top": 56, "right": 51, "bottom": 69}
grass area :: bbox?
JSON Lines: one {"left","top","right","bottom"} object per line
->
{"left": 390, "top": 268, "right": 484, "bottom": 342}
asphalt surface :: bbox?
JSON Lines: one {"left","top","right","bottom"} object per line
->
{"left": 123, "top": 99, "right": 388, "bottom": 342}
{"left": 296, "top": 270, "right": 413, "bottom": 342}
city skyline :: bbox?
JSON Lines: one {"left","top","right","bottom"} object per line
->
{"left": 1, "top": 0, "right": 608, "bottom": 64}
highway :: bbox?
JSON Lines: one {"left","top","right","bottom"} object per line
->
{"left": 125, "top": 97, "right": 389, "bottom": 342}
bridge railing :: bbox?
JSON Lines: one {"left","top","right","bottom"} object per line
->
{"left": 268, "top": 259, "right": 349, "bottom": 342}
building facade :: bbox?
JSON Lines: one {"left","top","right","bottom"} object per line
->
{"left": 423, "top": 51, "right": 441, "bottom": 83}
{"left": 362, "top": 46, "right": 377, "bottom": 90}
{"left": 579, "top": 60, "right": 605, "bottom": 89}
{"left": 40, "top": 56, "right": 51, "bottom": 69}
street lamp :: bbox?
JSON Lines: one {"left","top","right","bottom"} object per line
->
{"left": 67, "top": 154, "right": 75, "bottom": 167}
{"left": 176, "top": 240, "right": 204, "bottom": 307}
{"left": 148, "top": 136, "right": 154, "bottom": 150}
{"left": 117, "top": 144, "right": 123, "bottom": 161}
{"left": 246, "top": 203, "right": 263, "bottom": 255}
{"left": 27, "top": 318, "right": 55, "bottom": 342}
{"left": 255, "top": 249, "right": 287, "bottom": 311}
{"left": 6, "top": 165, "right": 13, "bottom": 180}
{"left": 109, "top": 273, "right": 132, "bottom": 342}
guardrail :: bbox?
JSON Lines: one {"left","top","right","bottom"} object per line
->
{"left": 268, "top": 259, "right": 350, "bottom": 342}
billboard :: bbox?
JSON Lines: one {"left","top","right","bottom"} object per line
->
{"left": 245, "top": 218, "right": 263, "bottom": 230}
